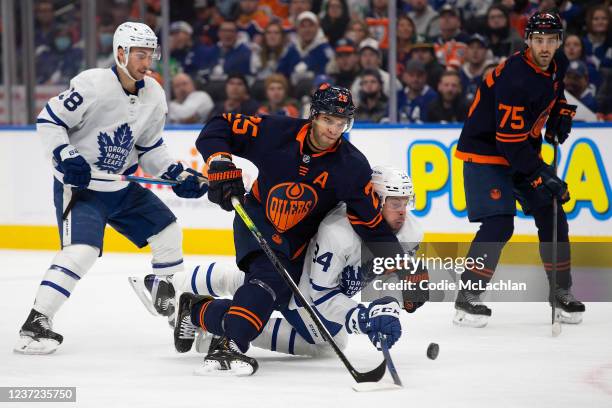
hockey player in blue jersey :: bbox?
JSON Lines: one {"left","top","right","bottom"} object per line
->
{"left": 453, "top": 12, "right": 584, "bottom": 327}
{"left": 182, "top": 84, "right": 428, "bottom": 375}
{"left": 14, "top": 22, "right": 207, "bottom": 355}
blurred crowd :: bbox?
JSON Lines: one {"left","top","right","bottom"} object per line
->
{"left": 4, "top": 0, "right": 612, "bottom": 122}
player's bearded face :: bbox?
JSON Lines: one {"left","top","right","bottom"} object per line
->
{"left": 382, "top": 197, "right": 409, "bottom": 233}
{"left": 310, "top": 113, "right": 348, "bottom": 150}
{"left": 528, "top": 33, "right": 561, "bottom": 69}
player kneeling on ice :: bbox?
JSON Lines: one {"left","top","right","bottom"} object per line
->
{"left": 134, "top": 166, "right": 429, "bottom": 375}
{"left": 14, "top": 22, "right": 207, "bottom": 355}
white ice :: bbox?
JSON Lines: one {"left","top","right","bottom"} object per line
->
{"left": 1, "top": 250, "right": 611, "bottom": 408}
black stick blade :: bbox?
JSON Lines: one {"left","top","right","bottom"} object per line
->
{"left": 352, "top": 360, "right": 387, "bottom": 383}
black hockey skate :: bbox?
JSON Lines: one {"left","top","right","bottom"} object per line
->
{"left": 14, "top": 309, "right": 63, "bottom": 355}
{"left": 550, "top": 288, "right": 585, "bottom": 324}
{"left": 174, "top": 292, "right": 211, "bottom": 353}
{"left": 195, "top": 336, "right": 258, "bottom": 376}
{"left": 143, "top": 274, "right": 176, "bottom": 317}
{"left": 454, "top": 289, "right": 492, "bottom": 328}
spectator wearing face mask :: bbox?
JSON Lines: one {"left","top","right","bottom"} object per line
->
{"left": 426, "top": 70, "right": 469, "bottom": 123}
{"left": 97, "top": 22, "right": 116, "bottom": 68}
{"left": 36, "top": 25, "right": 83, "bottom": 85}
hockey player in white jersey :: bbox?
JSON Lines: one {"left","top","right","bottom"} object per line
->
{"left": 135, "top": 166, "right": 427, "bottom": 374}
{"left": 14, "top": 22, "right": 207, "bottom": 355}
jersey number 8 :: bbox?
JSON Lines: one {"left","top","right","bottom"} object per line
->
{"left": 63, "top": 91, "right": 83, "bottom": 112}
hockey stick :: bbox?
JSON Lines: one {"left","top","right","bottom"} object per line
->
{"left": 231, "top": 197, "right": 387, "bottom": 385}
{"left": 380, "top": 334, "right": 402, "bottom": 387}
{"left": 90, "top": 171, "right": 208, "bottom": 186}
{"left": 551, "top": 139, "right": 562, "bottom": 337}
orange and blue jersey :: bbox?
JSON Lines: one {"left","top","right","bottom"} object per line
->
{"left": 196, "top": 113, "right": 400, "bottom": 263}
{"left": 455, "top": 48, "right": 569, "bottom": 176}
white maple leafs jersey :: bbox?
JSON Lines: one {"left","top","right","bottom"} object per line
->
{"left": 289, "top": 203, "right": 424, "bottom": 335}
{"left": 37, "top": 67, "right": 174, "bottom": 191}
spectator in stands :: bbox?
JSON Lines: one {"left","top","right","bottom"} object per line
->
{"left": 484, "top": 4, "right": 524, "bottom": 61}
{"left": 460, "top": 34, "right": 490, "bottom": 103}
{"left": 351, "top": 38, "right": 395, "bottom": 99}
{"left": 355, "top": 69, "right": 389, "bottom": 122}
{"left": 284, "top": 0, "right": 314, "bottom": 30}
{"left": 321, "top": 0, "right": 351, "bottom": 47}
{"left": 96, "top": 22, "right": 116, "bottom": 68}
{"left": 328, "top": 38, "right": 360, "bottom": 89}
{"left": 583, "top": 5, "right": 612, "bottom": 71}
{"left": 432, "top": 5, "right": 470, "bottom": 69}
{"left": 34, "top": 0, "right": 56, "bottom": 49}
{"left": 408, "top": 0, "right": 438, "bottom": 39}
{"left": 538, "top": 0, "right": 582, "bottom": 34}
{"left": 36, "top": 25, "right": 83, "bottom": 85}
{"left": 399, "top": 59, "right": 438, "bottom": 123}
{"left": 144, "top": 5, "right": 162, "bottom": 37}
{"left": 187, "top": 21, "right": 252, "bottom": 84}
{"left": 409, "top": 42, "right": 445, "bottom": 90}
{"left": 192, "top": 0, "right": 223, "bottom": 47}
{"left": 563, "top": 34, "right": 601, "bottom": 92}
{"left": 251, "top": 22, "right": 297, "bottom": 81}
{"left": 498, "top": 0, "right": 528, "bottom": 38}
{"left": 170, "top": 21, "right": 194, "bottom": 72}
{"left": 564, "top": 60, "right": 598, "bottom": 114}
{"left": 279, "top": 11, "right": 333, "bottom": 85}
{"left": 397, "top": 15, "right": 420, "bottom": 69}
{"left": 208, "top": 73, "right": 260, "bottom": 119}
{"left": 257, "top": 74, "right": 300, "bottom": 117}
{"left": 110, "top": 0, "right": 132, "bottom": 28}
{"left": 366, "top": 0, "right": 390, "bottom": 49}
{"left": 346, "top": 19, "right": 371, "bottom": 46}
{"left": 426, "top": 70, "right": 469, "bottom": 123}
{"left": 168, "top": 73, "right": 214, "bottom": 124}
{"left": 236, "top": 0, "right": 271, "bottom": 43}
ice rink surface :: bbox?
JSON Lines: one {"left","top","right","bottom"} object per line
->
{"left": 1, "top": 250, "right": 611, "bottom": 408}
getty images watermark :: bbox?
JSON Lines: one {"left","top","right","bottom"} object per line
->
{"left": 370, "top": 252, "right": 528, "bottom": 292}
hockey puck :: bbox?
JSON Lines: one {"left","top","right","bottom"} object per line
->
{"left": 427, "top": 343, "right": 439, "bottom": 360}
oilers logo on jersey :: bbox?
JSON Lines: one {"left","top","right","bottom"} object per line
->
{"left": 266, "top": 182, "right": 318, "bottom": 233}
{"left": 95, "top": 123, "right": 134, "bottom": 172}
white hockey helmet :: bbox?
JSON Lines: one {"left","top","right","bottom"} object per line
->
{"left": 113, "top": 22, "right": 160, "bottom": 80}
{"left": 371, "top": 165, "right": 415, "bottom": 210}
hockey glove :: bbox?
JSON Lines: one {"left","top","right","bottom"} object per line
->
{"left": 346, "top": 297, "right": 402, "bottom": 350}
{"left": 207, "top": 159, "right": 245, "bottom": 211}
{"left": 162, "top": 163, "right": 208, "bottom": 199}
{"left": 53, "top": 144, "right": 91, "bottom": 189}
{"left": 527, "top": 164, "right": 570, "bottom": 204}
{"left": 399, "top": 262, "right": 430, "bottom": 313}
{"left": 545, "top": 103, "right": 577, "bottom": 145}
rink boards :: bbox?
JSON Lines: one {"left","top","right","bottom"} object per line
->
{"left": 0, "top": 123, "right": 610, "bottom": 258}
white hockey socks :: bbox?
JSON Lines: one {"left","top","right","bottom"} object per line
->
{"left": 33, "top": 244, "right": 98, "bottom": 317}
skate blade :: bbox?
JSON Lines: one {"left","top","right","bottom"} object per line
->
{"left": 194, "top": 331, "right": 213, "bottom": 353}
{"left": 14, "top": 336, "right": 59, "bottom": 355}
{"left": 352, "top": 382, "right": 402, "bottom": 392}
{"left": 453, "top": 311, "right": 489, "bottom": 328}
{"left": 558, "top": 311, "right": 583, "bottom": 325}
{"left": 194, "top": 360, "right": 255, "bottom": 377}
{"left": 128, "top": 276, "right": 159, "bottom": 316}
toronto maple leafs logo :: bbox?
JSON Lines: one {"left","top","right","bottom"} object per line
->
{"left": 340, "top": 265, "right": 366, "bottom": 297}
{"left": 95, "top": 123, "right": 134, "bottom": 172}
